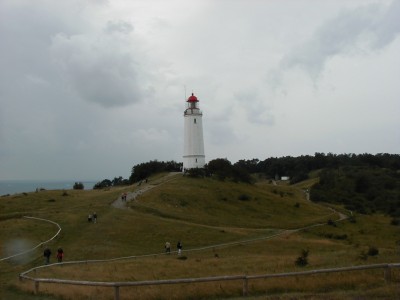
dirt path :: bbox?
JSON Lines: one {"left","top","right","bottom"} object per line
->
{"left": 111, "top": 172, "right": 181, "bottom": 209}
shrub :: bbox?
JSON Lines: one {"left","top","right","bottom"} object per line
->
{"left": 334, "top": 234, "right": 348, "bottom": 240}
{"left": 73, "top": 182, "right": 84, "bottom": 190}
{"left": 186, "top": 168, "right": 205, "bottom": 178}
{"left": 327, "top": 219, "right": 337, "bottom": 227}
{"left": 348, "top": 215, "right": 357, "bottom": 223}
{"left": 367, "top": 246, "right": 379, "bottom": 256}
{"left": 179, "top": 200, "right": 188, "bottom": 207}
{"left": 295, "top": 249, "right": 309, "bottom": 267}
{"left": 390, "top": 218, "right": 399, "bottom": 226}
{"left": 94, "top": 179, "right": 112, "bottom": 189}
{"left": 238, "top": 194, "right": 250, "bottom": 201}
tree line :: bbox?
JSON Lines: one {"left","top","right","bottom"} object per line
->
{"left": 93, "top": 153, "right": 400, "bottom": 217}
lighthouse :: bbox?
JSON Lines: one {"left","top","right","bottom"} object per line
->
{"left": 183, "top": 93, "right": 205, "bottom": 171}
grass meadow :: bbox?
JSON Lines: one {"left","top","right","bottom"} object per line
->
{"left": 1, "top": 173, "right": 399, "bottom": 299}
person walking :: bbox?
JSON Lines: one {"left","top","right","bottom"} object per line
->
{"left": 57, "top": 248, "right": 64, "bottom": 262}
{"left": 88, "top": 214, "right": 92, "bottom": 222}
{"left": 165, "top": 242, "right": 171, "bottom": 254}
{"left": 43, "top": 248, "right": 51, "bottom": 264}
{"left": 93, "top": 212, "right": 97, "bottom": 223}
{"left": 177, "top": 241, "right": 182, "bottom": 256}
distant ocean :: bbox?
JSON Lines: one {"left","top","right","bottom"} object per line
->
{"left": 0, "top": 180, "right": 98, "bottom": 196}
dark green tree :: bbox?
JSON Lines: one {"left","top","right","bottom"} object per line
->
{"left": 73, "top": 182, "right": 84, "bottom": 190}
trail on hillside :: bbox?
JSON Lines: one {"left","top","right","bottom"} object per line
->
{"left": 111, "top": 172, "right": 180, "bottom": 209}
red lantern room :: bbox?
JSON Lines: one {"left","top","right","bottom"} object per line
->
{"left": 187, "top": 93, "right": 199, "bottom": 109}
{"left": 187, "top": 93, "right": 198, "bottom": 102}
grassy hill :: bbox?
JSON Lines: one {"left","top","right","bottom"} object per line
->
{"left": 1, "top": 173, "right": 399, "bottom": 299}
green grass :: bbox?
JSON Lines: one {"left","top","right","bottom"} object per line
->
{"left": 130, "top": 176, "right": 332, "bottom": 228}
{"left": 1, "top": 173, "right": 399, "bottom": 300}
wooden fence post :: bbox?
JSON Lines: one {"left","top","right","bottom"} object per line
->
{"left": 242, "top": 278, "right": 248, "bottom": 296}
{"left": 34, "top": 281, "right": 39, "bottom": 294}
{"left": 114, "top": 286, "right": 120, "bottom": 300}
{"left": 384, "top": 266, "right": 392, "bottom": 283}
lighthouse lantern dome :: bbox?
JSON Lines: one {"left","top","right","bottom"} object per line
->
{"left": 187, "top": 93, "right": 199, "bottom": 103}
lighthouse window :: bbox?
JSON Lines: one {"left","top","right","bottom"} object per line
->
{"left": 194, "top": 118, "right": 197, "bottom": 124}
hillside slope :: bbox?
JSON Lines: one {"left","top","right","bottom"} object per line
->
{"left": 1, "top": 173, "right": 399, "bottom": 299}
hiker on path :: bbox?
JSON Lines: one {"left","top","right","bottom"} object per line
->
{"left": 93, "top": 212, "right": 97, "bottom": 223}
{"left": 177, "top": 241, "right": 183, "bottom": 256}
{"left": 44, "top": 248, "right": 51, "bottom": 264}
{"left": 57, "top": 248, "right": 64, "bottom": 262}
{"left": 165, "top": 242, "right": 171, "bottom": 254}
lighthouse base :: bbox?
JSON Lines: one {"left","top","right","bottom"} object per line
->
{"left": 182, "top": 155, "right": 205, "bottom": 171}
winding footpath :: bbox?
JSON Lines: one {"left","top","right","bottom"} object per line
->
{"left": 111, "top": 172, "right": 180, "bottom": 209}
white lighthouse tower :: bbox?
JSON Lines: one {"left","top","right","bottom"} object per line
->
{"left": 183, "top": 93, "right": 205, "bottom": 171}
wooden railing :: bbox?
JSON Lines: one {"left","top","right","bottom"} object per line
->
{"left": 19, "top": 263, "right": 400, "bottom": 300}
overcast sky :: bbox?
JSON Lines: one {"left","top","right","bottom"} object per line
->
{"left": 0, "top": 0, "right": 399, "bottom": 181}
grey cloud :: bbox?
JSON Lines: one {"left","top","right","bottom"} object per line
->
{"left": 234, "top": 89, "right": 275, "bottom": 126}
{"left": 206, "top": 122, "right": 238, "bottom": 146}
{"left": 105, "top": 20, "right": 134, "bottom": 35}
{"left": 370, "top": 0, "right": 400, "bottom": 49}
{"left": 280, "top": 1, "right": 400, "bottom": 79}
{"left": 50, "top": 31, "right": 143, "bottom": 107}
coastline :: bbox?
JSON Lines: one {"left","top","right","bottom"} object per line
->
{"left": 0, "top": 180, "right": 98, "bottom": 196}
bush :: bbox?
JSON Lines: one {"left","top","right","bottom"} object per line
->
{"left": 348, "top": 215, "right": 357, "bottom": 223}
{"left": 391, "top": 218, "right": 399, "bottom": 226}
{"left": 94, "top": 179, "right": 112, "bottom": 189}
{"left": 73, "top": 182, "right": 84, "bottom": 190}
{"left": 186, "top": 168, "right": 205, "bottom": 178}
{"left": 295, "top": 249, "right": 309, "bottom": 267}
{"left": 327, "top": 219, "right": 337, "bottom": 227}
{"left": 238, "top": 194, "right": 250, "bottom": 201}
{"left": 333, "top": 234, "right": 348, "bottom": 240}
{"left": 367, "top": 246, "right": 379, "bottom": 256}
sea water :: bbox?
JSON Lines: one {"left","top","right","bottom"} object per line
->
{"left": 0, "top": 180, "right": 98, "bottom": 196}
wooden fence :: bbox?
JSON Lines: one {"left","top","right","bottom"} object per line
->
{"left": 19, "top": 263, "right": 400, "bottom": 299}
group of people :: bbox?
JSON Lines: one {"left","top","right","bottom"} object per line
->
{"left": 43, "top": 241, "right": 182, "bottom": 265}
{"left": 43, "top": 247, "right": 64, "bottom": 264}
{"left": 121, "top": 193, "right": 127, "bottom": 201}
{"left": 87, "top": 212, "right": 98, "bottom": 223}
{"left": 165, "top": 241, "right": 183, "bottom": 255}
